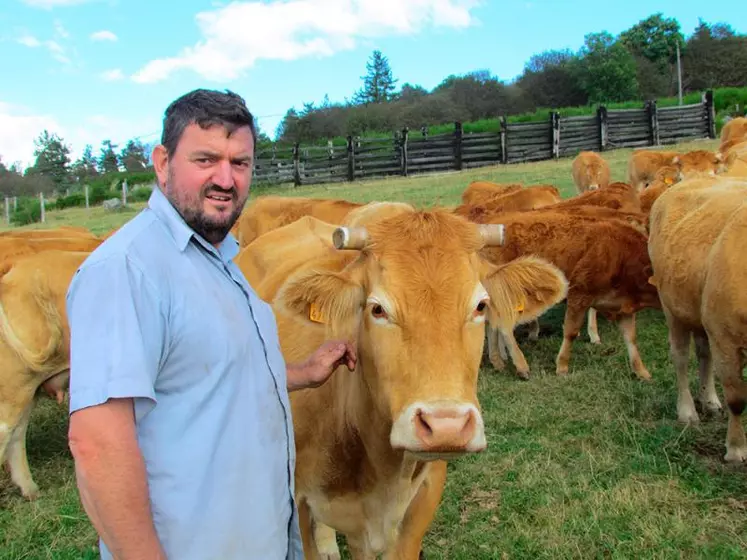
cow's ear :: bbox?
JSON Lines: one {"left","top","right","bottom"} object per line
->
{"left": 275, "top": 264, "right": 365, "bottom": 338}
{"left": 481, "top": 255, "right": 568, "bottom": 327}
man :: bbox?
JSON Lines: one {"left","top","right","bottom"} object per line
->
{"left": 66, "top": 88, "right": 356, "bottom": 560}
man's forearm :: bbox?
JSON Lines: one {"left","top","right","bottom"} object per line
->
{"left": 69, "top": 401, "right": 166, "bottom": 560}
{"left": 72, "top": 442, "right": 165, "bottom": 559}
{"left": 286, "top": 362, "right": 308, "bottom": 392}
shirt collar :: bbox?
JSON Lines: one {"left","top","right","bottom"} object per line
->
{"left": 148, "top": 186, "right": 240, "bottom": 264}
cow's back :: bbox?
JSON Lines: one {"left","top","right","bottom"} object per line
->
{"left": 648, "top": 178, "right": 747, "bottom": 327}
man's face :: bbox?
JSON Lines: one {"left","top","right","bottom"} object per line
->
{"left": 154, "top": 122, "right": 254, "bottom": 245}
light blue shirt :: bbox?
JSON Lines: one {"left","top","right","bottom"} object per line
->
{"left": 66, "top": 186, "right": 303, "bottom": 560}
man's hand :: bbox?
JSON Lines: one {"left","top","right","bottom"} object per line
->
{"left": 287, "top": 340, "right": 357, "bottom": 392}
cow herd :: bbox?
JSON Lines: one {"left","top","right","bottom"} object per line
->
{"left": 0, "top": 117, "right": 746, "bottom": 558}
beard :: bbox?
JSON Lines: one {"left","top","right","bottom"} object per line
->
{"left": 163, "top": 170, "right": 247, "bottom": 245}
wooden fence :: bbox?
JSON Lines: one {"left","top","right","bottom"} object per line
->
{"left": 252, "top": 91, "right": 717, "bottom": 187}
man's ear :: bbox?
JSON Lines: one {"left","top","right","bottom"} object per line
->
{"left": 481, "top": 255, "right": 568, "bottom": 328}
{"left": 152, "top": 144, "right": 169, "bottom": 186}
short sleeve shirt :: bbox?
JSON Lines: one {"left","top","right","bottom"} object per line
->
{"left": 66, "top": 187, "right": 303, "bottom": 560}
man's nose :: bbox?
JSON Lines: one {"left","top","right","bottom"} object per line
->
{"left": 212, "top": 160, "right": 234, "bottom": 188}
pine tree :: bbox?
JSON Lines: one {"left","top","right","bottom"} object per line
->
{"left": 354, "top": 50, "right": 398, "bottom": 104}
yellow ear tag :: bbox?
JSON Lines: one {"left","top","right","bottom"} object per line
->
{"left": 309, "top": 302, "right": 325, "bottom": 324}
{"left": 515, "top": 301, "right": 525, "bottom": 313}
{"left": 664, "top": 177, "right": 673, "bottom": 185}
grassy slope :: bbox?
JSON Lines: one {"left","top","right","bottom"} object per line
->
{"left": 2, "top": 138, "right": 746, "bottom": 560}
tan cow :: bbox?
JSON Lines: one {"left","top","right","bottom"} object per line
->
{"left": 719, "top": 116, "right": 747, "bottom": 153}
{"left": 0, "top": 236, "right": 102, "bottom": 271}
{"left": 453, "top": 185, "right": 561, "bottom": 221}
{"left": 235, "top": 195, "right": 364, "bottom": 246}
{"left": 571, "top": 151, "right": 611, "bottom": 193}
{"left": 0, "top": 250, "right": 91, "bottom": 499}
{"left": 0, "top": 225, "right": 96, "bottom": 239}
{"left": 460, "top": 181, "right": 523, "bottom": 206}
{"left": 236, "top": 208, "right": 568, "bottom": 558}
{"left": 471, "top": 208, "right": 660, "bottom": 380}
{"left": 628, "top": 150, "right": 680, "bottom": 191}
{"left": 648, "top": 176, "right": 747, "bottom": 463}
{"left": 673, "top": 150, "right": 727, "bottom": 179}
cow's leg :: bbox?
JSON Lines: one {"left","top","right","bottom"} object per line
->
{"left": 313, "top": 521, "right": 341, "bottom": 560}
{"left": 587, "top": 308, "right": 601, "bottom": 344}
{"left": 664, "top": 310, "right": 698, "bottom": 423}
{"left": 710, "top": 340, "right": 747, "bottom": 463}
{"left": 0, "top": 388, "right": 38, "bottom": 499}
{"left": 385, "top": 461, "right": 447, "bottom": 560}
{"left": 297, "top": 498, "right": 323, "bottom": 560}
{"left": 692, "top": 331, "right": 722, "bottom": 415}
{"left": 486, "top": 323, "right": 506, "bottom": 371}
{"left": 6, "top": 399, "right": 39, "bottom": 500}
{"left": 555, "top": 301, "right": 586, "bottom": 375}
{"left": 527, "top": 319, "right": 540, "bottom": 341}
{"left": 499, "top": 327, "right": 530, "bottom": 380}
{"left": 617, "top": 313, "right": 651, "bottom": 381}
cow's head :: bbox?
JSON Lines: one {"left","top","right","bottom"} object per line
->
{"left": 275, "top": 209, "right": 567, "bottom": 461}
{"left": 674, "top": 150, "right": 728, "bottom": 179}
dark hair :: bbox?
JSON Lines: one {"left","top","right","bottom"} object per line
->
{"left": 161, "top": 88, "right": 257, "bottom": 157}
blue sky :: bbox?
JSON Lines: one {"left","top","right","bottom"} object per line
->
{"left": 0, "top": 0, "right": 744, "bottom": 170}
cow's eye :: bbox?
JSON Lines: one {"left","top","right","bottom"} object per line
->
{"left": 476, "top": 301, "right": 487, "bottom": 313}
{"left": 372, "top": 304, "right": 386, "bottom": 319}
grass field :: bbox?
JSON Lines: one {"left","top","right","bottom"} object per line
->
{"left": 2, "top": 137, "right": 746, "bottom": 559}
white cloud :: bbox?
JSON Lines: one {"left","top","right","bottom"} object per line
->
{"left": 132, "top": 0, "right": 481, "bottom": 83}
{"left": 21, "top": 0, "right": 95, "bottom": 8}
{"left": 0, "top": 102, "right": 159, "bottom": 171}
{"left": 0, "top": 102, "right": 63, "bottom": 169}
{"left": 54, "top": 20, "right": 70, "bottom": 38}
{"left": 17, "top": 34, "right": 42, "bottom": 47}
{"left": 100, "top": 68, "right": 124, "bottom": 81}
{"left": 90, "top": 30, "right": 118, "bottom": 42}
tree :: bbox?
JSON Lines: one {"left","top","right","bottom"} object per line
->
{"left": 682, "top": 19, "right": 747, "bottom": 91}
{"left": 354, "top": 50, "right": 398, "bottom": 104}
{"left": 70, "top": 144, "right": 100, "bottom": 183}
{"left": 577, "top": 32, "right": 639, "bottom": 103}
{"left": 98, "top": 140, "right": 120, "bottom": 174}
{"left": 27, "top": 129, "right": 71, "bottom": 191}
{"left": 120, "top": 139, "right": 150, "bottom": 172}
{"left": 516, "top": 49, "right": 587, "bottom": 108}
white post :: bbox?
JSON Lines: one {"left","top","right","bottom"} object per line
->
{"left": 13, "top": 196, "right": 17, "bottom": 212}
{"left": 122, "top": 180, "right": 128, "bottom": 205}
{"left": 85, "top": 185, "right": 90, "bottom": 209}
{"left": 39, "top": 192, "right": 45, "bottom": 223}
{"left": 4, "top": 197, "right": 9, "bottom": 224}
{"left": 676, "top": 41, "right": 683, "bottom": 106}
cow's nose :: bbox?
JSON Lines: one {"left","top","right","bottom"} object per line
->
{"left": 413, "top": 407, "right": 476, "bottom": 451}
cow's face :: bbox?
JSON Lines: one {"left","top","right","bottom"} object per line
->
{"left": 276, "top": 211, "right": 568, "bottom": 461}
{"left": 674, "top": 150, "right": 728, "bottom": 179}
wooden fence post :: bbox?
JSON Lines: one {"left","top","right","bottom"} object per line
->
{"left": 597, "top": 106, "right": 608, "bottom": 151}
{"left": 39, "top": 192, "right": 45, "bottom": 223}
{"left": 704, "top": 90, "right": 716, "bottom": 138}
{"left": 292, "top": 143, "right": 301, "bottom": 187}
{"left": 646, "top": 100, "right": 660, "bottom": 146}
{"left": 500, "top": 116, "right": 508, "bottom": 164}
{"left": 551, "top": 112, "right": 560, "bottom": 159}
{"left": 454, "top": 121, "right": 463, "bottom": 171}
{"left": 401, "top": 127, "right": 409, "bottom": 177}
{"left": 346, "top": 135, "right": 355, "bottom": 182}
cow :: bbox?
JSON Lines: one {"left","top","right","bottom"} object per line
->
{"left": 628, "top": 150, "right": 680, "bottom": 191}
{"left": 0, "top": 237, "right": 102, "bottom": 276}
{"left": 0, "top": 225, "right": 96, "bottom": 239}
{"left": 673, "top": 150, "right": 727, "bottom": 179}
{"left": 719, "top": 116, "right": 747, "bottom": 153}
{"left": 235, "top": 208, "right": 568, "bottom": 558}
{"left": 471, "top": 208, "right": 660, "bottom": 380}
{"left": 453, "top": 185, "right": 561, "bottom": 221}
{"left": 460, "top": 180, "right": 523, "bottom": 206}
{"left": 470, "top": 181, "right": 644, "bottom": 351}
{"left": 234, "top": 195, "right": 364, "bottom": 246}
{"left": 0, "top": 249, "right": 92, "bottom": 499}
{"left": 647, "top": 176, "right": 747, "bottom": 463}
{"left": 571, "top": 151, "right": 611, "bottom": 193}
